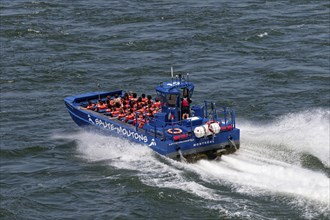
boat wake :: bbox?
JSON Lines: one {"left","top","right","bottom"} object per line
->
{"left": 62, "top": 108, "right": 329, "bottom": 219}
{"left": 240, "top": 108, "right": 330, "bottom": 168}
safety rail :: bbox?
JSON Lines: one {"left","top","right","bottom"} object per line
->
{"left": 141, "top": 102, "right": 236, "bottom": 141}
{"left": 141, "top": 114, "right": 196, "bottom": 141}
{"left": 202, "top": 100, "right": 236, "bottom": 128}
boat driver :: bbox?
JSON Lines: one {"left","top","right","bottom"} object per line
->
{"left": 181, "top": 95, "right": 191, "bottom": 119}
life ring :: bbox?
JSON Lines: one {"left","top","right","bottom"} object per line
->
{"left": 167, "top": 128, "right": 182, "bottom": 135}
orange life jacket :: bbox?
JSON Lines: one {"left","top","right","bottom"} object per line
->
{"left": 87, "top": 104, "right": 95, "bottom": 109}
{"left": 111, "top": 110, "right": 119, "bottom": 116}
{"left": 118, "top": 113, "right": 126, "bottom": 119}
{"left": 125, "top": 114, "right": 134, "bottom": 121}
{"left": 153, "top": 101, "right": 161, "bottom": 109}
{"left": 97, "top": 103, "right": 107, "bottom": 110}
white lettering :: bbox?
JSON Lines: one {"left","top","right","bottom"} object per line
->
{"left": 193, "top": 140, "right": 215, "bottom": 147}
{"left": 88, "top": 117, "right": 148, "bottom": 142}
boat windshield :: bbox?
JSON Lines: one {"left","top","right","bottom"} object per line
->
{"left": 156, "top": 92, "right": 166, "bottom": 106}
{"left": 182, "top": 88, "right": 189, "bottom": 97}
{"left": 167, "top": 94, "right": 178, "bottom": 107}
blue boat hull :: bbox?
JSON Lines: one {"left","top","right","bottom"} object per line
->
{"left": 64, "top": 96, "right": 240, "bottom": 162}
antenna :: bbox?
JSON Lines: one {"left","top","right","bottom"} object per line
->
{"left": 97, "top": 83, "right": 101, "bottom": 100}
{"left": 171, "top": 66, "right": 174, "bottom": 84}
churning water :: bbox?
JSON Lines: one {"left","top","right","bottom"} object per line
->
{"left": 1, "top": 0, "right": 329, "bottom": 219}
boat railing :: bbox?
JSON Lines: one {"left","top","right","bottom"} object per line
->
{"left": 142, "top": 102, "right": 236, "bottom": 141}
{"left": 142, "top": 114, "right": 196, "bottom": 141}
{"left": 202, "top": 100, "right": 236, "bottom": 127}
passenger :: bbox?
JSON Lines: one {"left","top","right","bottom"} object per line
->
{"left": 115, "top": 102, "right": 121, "bottom": 111}
{"left": 117, "top": 109, "right": 126, "bottom": 120}
{"left": 106, "top": 95, "right": 111, "bottom": 105}
{"left": 153, "top": 109, "right": 159, "bottom": 115}
{"left": 86, "top": 101, "right": 95, "bottom": 110}
{"left": 137, "top": 96, "right": 143, "bottom": 104}
{"left": 114, "top": 94, "right": 121, "bottom": 104}
{"left": 111, "top": 107, "right": 119, "bottom": 117}
{"left": 152, "top": 98, "right": 161, "bottom": 109}
{"left": 96, "top": 100, "right": 107, "bottom": 111}
{"left": 109, "top": 98, "right": 115, "bottom": 107}
{"left": 123, "top": 93, "right": 129, "bottom": 101}
{"left": 129, "top": 101, "right": 135, "bottom": 111}
{"left": 137, "top": 103, "right": 144, "bottom": 113}
{"left": 121, "top": 105, "right": 126, "bottom": 111}
{"left": 144, "top": 104, "right": 153, "bottom": 112}
{"left": 146, "top": 109, "right": 154, "bottom": 117}
{"left": 122, "top": 100, "right": 130, "bottom": 109}
{"left": 128, "top": 91, "right": 134, "bottom": 100}
{"left": 147, "top": 95, "right": 153, "bottom": 104}
{"left": 133, "top": 112, "right": 145, "bottom": 128}
{"left": 133, "top": 101, "right": 139, "bottom": 110}
{"left": 106, "top": 100, "right": 112, "bottom": 109}
{"left": 125, "top": 109, "right": 135, "bottom": 123}
{"left": 138, "top": 113, "right": 145, "bottom": 128}
{"left": 141, "top": 93, "right": 148, "bottom": 103}
{"left": 132, "top": 93, "right": 138, "bottom": 102}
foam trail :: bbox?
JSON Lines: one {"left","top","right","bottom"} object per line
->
{"left": 55, "top": 109, "right": 330, "bottom": 218}
{"left": 201, "top": 154, "right": 328, "bottom": 203}
{"left": 240, "top": 108, "right": 330, "bottom": 167}
{"left": 70, "top": 131, "right": 329, "bottom": 205}
{"left": 68, "top": 131, "right": 224, "bottom": 201}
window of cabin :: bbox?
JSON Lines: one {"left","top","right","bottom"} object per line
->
{"left": 182, "top": 88, "right": 189, "bottom": 97}
{"left": 156, "top": 92, "right": 166, "bottom": 106}
{"left": 167, "top": 94, "right": 178, "bottom": 107}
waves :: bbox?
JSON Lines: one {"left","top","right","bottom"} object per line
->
{"left": 69, "top": 108, "right": 329, "bottom": 219}
{"left": 240, "top": 108, "right": 330, "bottom": 167}
{"left": 195, "top": 152, "right": 329, "bottom": 202}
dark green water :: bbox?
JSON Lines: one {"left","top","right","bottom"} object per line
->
{"left": 1, "top": 0, "right": 329, "bottom": 219}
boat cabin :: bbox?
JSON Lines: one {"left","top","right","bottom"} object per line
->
{"left": 155, "top": 74, "right": 194, "bottom": 122}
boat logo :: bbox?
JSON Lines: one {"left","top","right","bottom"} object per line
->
{"left": 88, "top": 115, "right": 95, "bottom": 124}
{"left": 148, "top": 139, "right": 157, "bottom": 147}
{"left": 89, "top": 116, "right": 148, "bottom": 143}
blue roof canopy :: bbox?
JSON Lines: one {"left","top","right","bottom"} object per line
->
{"left": 155, "top": 81, "right": 194, "bottom": 95}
